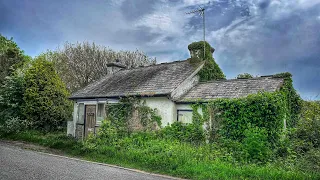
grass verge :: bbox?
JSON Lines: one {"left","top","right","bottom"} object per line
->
{"left": 1, "top": 130, "right": 319, "bottom": 180}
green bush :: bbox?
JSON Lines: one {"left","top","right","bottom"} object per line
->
{"left": 0, "top": 69, "right": 25, "bottom": 123}
{"left": 0, "top": 34, "right": 29, "bottom": 85}
{"left": 207, "top": 92, "right": 286, "bottom": 144}
{"left": 23, "top": 56, "right": 72, "bottom": 131}
{"left": 297, "top": 148, "right": 320, "bottom": 172}
{"left": 242, "top": 125, "right": 272, "bottom": 163}
{"left": 293, "top": 101, "right": 320, "bottom": 150}
{"left": 0, "top": 117, "right": 27, "bottom": 134}
{"left": 97, "top": 119, "right": 118, "bottom": 144}
{"left": 159, "top": 122, "right": 205, "bottom": 145}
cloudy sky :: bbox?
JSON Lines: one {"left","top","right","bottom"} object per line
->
{"left": 1, "top": 0, "right": 320, "bottom": 99}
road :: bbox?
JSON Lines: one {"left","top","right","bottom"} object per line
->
{"left": 0, "top": 142, "right": 177, "bottom": 180}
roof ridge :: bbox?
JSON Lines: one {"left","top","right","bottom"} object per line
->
{"left": 120, "top": 59, "right": 190, "bottom": 71}
{"left": 198, "top": 76, "right": 282, "bottom": 84}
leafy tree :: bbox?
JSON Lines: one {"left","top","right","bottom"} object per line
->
{"left": 188, "top": 41, "right": 225, "bottom": 81}
{"left": 0, "top": 34, "right": 29, "bottom": 84}
{"left": 23, "top": 56, "right": 72, "bottom": 131}
{"left": 0, "top": 69, "right": 25, "bottom": 124}
{"left": 237, "top": 73, "right": 253, "bottom": 79}
{"left": 42, "top": 42, "right": 157, "bottom": 92}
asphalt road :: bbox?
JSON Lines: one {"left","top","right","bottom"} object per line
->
{"left": 0, "top": 143, "right": 177, "bottom": 180}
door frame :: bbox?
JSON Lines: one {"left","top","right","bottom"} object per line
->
{"left": 84, "top": 104, "right": 97, "bottom": 138}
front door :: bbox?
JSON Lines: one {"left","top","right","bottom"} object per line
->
{"left": 85, "top": 105, "right": 96, "bottom": 137}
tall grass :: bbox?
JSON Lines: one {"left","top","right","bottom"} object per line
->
{"left": 1, "top": 131, "right": 319, "bottom": 180}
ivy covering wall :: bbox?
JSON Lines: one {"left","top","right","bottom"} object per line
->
{"left": 188, "top": 41, "right": 225, "bottom": 81}
{"left": 104, "top": 97, "right": 161, "bottom": 136}
{"left": 192, "top": 73, "right": 302, "bottom": 145}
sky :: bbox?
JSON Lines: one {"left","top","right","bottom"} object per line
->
{"left": 1, "top": 0, "right": 320, "bottom": 100}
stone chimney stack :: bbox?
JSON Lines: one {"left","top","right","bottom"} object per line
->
{"left": 106, "top": 59, "right": 126, "bottom": 75}
{"left": 188, "top": 41, "right": 215, "bottom": 59}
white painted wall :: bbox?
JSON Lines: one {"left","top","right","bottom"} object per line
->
{"left": 142, "top": 97, "right": 177, "bottom": 127}
{"left": 67, "top": 102, "right": 78, "bottom": 136}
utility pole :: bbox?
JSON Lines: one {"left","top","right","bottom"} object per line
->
{"left": 186, "top": 6, "right": 206, "bottom": 60}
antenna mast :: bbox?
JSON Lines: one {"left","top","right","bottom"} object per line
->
{"left": 186, "top": 6, "right": 206, "bottom": 60}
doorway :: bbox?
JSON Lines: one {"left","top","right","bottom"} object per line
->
{"left": 84, "top": 105, "right": 96, "bottom": 137}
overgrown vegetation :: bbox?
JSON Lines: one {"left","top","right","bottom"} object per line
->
{"left": 0, "top": 37, "right": 319, "bottom": 179}
{"left": 0, "top": 36, "right": 72, "bottom": 131}
{"left": 23, "top": 56, "right": 72, "bottom": 131}
{"left": 0, "top": 34, "right": 30, "bottom": 85}
{"left": 188, "top": 41, "right": 225, "bottom": 81}
{"left": 105, "top": 97, "right": 162, "bottom": 135}
{"left": 237, "top": 73, "right": 253, "bottom": 79}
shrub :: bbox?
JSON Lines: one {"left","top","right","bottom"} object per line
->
{"left": 159, "top": 122, "right": 205, "bottom": 145}
{"left": 23, "top": 56, "right": 72, "bottom": 131}
{"left": 297, "top": 148, "right": 320, "bottom": 172}
{"left": 97, "top": 119, "right": 118, "bottom": 144}
{"left": 293, "top": 101, "right": 320, "bottom": 149}
{"left": 0, "top": 69, "right": 25, "bottom": 124}
{"left": 0, "top": 117, "right": 27, "bottom": 134}
{"left": 242, "top": 125, "right": 272, "bottom": 163}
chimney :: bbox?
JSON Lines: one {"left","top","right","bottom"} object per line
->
{"left": 106, "top": 59, "right": 126, "bottom": 75}
{"left": 188, "top": 41, "right": 215, "bottom": 59}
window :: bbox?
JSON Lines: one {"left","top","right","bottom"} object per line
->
{"left": 177, "top": 110, "right": 193, "bottom": 124}
{"left": 96, "top": 103, "right": 105, "bottom": 125}
{"left": 77, "top": 103, "right": 85, "bottom": 124}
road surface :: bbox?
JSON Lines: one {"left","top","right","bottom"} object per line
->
{"left": 0, "top": 142, "right": 177, "bottom": 180}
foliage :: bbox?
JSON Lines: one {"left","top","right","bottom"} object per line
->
{"left": 1, "top": 130, "right": 319, "bottom": 180}
{"left": 42, "top": 42, "right": 156, "bottom": 92}
{"left": 105, "top": 97, "right": 161, "bottom": 135}
{"left": 296, "top": 148, "right": 320, "bottom": 172}
{"left": 290, "top": 101, "right": 320, "bottom": 154}
{"left": 0, "top": 117, "right": 27, "bottom": 134}
{"left": 242, "top": 125, "right": 272, "bottom": 163}
{"left": 0, "top": 69, "right": 26, "bottom": 123}
{"left": 23, "top": 56, "right": 72, "bottom": 131}
{"left": 187, "top": 41, "right": 225, "bottom": 81}
{"left": 273, "top": 72, "right": 302, "bottom": 127}
{"left": 97, "top": 119, "right": 118, "bottom": 144}
{"left": 159, "top": 122, "right": 205, "bottom": 145}
{"left": 0, "top": 34, "right": 29, "bottom": 85}
{"left": 237, "top": 73, "right": 253, "bottom": 79}
{"left": 206, "top": 92, "right": 286, "bottom": 144}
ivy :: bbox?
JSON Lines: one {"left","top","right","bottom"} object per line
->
{"left": 187, "top": 41, "right": 225, "bottom": 81}
{"left": 273, "top": 72, "right": 302, "bottom": 127}
{"left": 191, "top": 74, "right": 302, "bottom": 146}
{"left": 105, "top": 97, "right": 161, "bottom": 136}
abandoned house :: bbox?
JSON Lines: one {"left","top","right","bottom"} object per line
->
{"left": 67, "top": 45, "right": 284, "bottom": 139}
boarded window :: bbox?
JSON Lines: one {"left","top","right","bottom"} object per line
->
{"left": 177, "top": 110, "right": 193, "bottom": 124}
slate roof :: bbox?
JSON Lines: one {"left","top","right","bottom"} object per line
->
{"left": 177, "top": 76, "right": 284, "bottom": 102}
{"left": 70, "top": 60, "right": 203, "bottom": 99}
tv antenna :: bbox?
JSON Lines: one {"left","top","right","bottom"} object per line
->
{"left": 186, "top": 5, "right": 206, "bottom": 59}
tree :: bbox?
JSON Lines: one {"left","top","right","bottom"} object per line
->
{"left": 237, "top": 73, "right": 253, "bottom": 79}
{"left": 0, "top": 34, "right": 29, "bottom": 84}
{"left": 43, "top": 42, "right": 156, "bottom": 92}
{"left": 0, "top": 69, "right": 25, "bottom": 124}
{"left": 23, "top": 56, "right": 72, "bottom": 131}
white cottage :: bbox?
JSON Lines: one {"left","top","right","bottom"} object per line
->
{"left": 67, "top": 55, "right": 284, "bottom": 139}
